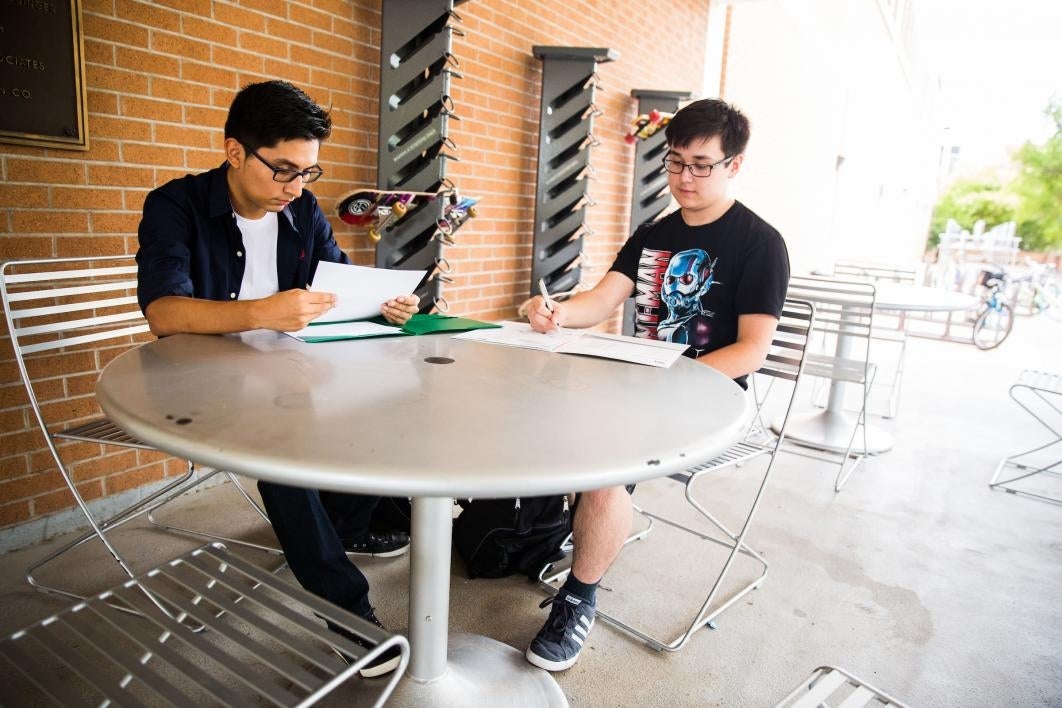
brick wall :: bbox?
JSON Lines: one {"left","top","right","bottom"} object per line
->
{"left": 0, "top": 0, "right": 710, "bottom": 534}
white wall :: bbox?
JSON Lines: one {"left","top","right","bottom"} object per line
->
{"left": 716, "top": 0, "right": 940, "bottom": 274}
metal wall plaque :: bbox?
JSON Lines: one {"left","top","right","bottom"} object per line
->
{"left": 0, "top": 0, "right": 89, "bottom": 151}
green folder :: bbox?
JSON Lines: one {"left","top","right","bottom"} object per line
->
{"left": 292, "top": 314, "right": 500, "bottom": 343}
{"left": 400, "top": 313, "right": 502, "bottom": 335}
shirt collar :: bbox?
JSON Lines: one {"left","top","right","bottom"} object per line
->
{"left": 210, "top": 160, "right": 296, "bottom": 230}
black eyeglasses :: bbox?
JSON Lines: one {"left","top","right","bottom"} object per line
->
{"left": 662, "top": 155, "right": 733, "bottom": 178}
{"left": 248, "top": 148, "right": 324, "bottom": 184}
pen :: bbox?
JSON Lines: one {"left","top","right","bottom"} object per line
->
{"left": 538, "top": 278, "right": 554, "bottom": 313}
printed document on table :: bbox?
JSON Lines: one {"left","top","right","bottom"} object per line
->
{"left": 557, "top": 332, "right": 689, "bottom": 367}
{"left": 451, "top": 321, "right": 580, "bottom": 351}
{"left": 284, "top": 320, "right": 404, "bottom": 343}
{"left": 453, "top": 321, "right": 689, "bottom": 367}
{"left": 310, "top": 262, "right": 425, "bottom": 324}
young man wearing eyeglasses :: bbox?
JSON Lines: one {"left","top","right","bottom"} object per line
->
{"left": 136, "top": 80, "right": 417, "bottom": 677}
{"left": 523, "top": 98, "right": 789, "bottom": 672}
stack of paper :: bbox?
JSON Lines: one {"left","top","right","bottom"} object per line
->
{"left": 452, "top": 321, "right": 690, "bottom": 368}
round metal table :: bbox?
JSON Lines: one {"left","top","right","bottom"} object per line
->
{"left": 97, "top": 330, "right": 750, "bottom": 706}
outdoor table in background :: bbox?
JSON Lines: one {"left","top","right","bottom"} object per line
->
{"left": 782, "top": 281, "right": 978, "bottom": 454}
{"left": 96, "top": 330, "right": 749, "bottom": 707}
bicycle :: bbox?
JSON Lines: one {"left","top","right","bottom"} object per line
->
{"left": 972, "top": 269, "right": 1014, "bottom": 350}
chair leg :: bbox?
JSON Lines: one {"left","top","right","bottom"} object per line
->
{"left": 540, "top": 456, "right": 774, "bottom": 653}
{"left": 26, "top": 460, "right": 200, "bottom": 602}
{"left": 884, "top": 335, "right": 907, "bottom": 419}
{"left": 147, "top": 471, "right": 283, "bottom": 555}
{"left": 834, "top": 395, "right": 869, "bottom": 492}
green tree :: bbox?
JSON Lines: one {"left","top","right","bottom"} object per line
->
{"left": 1010, "top": 98, "right": 1062, "bottom": 252}
{"left": 928, "top": 179, "right": 1016, "bottom": 247}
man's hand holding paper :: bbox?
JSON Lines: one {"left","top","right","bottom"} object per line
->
{"left": 310, "top": 262, "right": 424, "bottom": 324}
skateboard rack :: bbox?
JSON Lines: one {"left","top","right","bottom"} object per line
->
{"left": 374, "top": 0, "right": 469, "bottom": 313}
{"left": 621, "top": 89, "right": 691, "bottom": 334}
{"left": 530, "top": 45, "right": 618, "bottom": 300}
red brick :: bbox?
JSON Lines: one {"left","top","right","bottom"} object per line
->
{"left": 115, "top": 0, "right": 182, "bottom": 32}
{"left": 181, "top": 61, "right": 239, "bottom": 89}
{"left": 33, "top": 479, "right": 104, "bottom": 516}
{"left": 88, "top": 164, "right": 155, "bottom": 188}
{"left": 6, "top": 159, "right": 86, "bottom": 186}
{"left": 52, "top": 187, "right": 124, "bottom": 211}
{"left": 115, "top": 47, "right": 180, "bottom": 78}
{"left": 119, "top": 95, "right": 183, "bottom": 123}
{"left": 10, "top": 211, "right": 90, "bottom": 235}
{"left": 105, "top": 462, "right": 166, "bottom": 494}
{"left": 84, "top": 14, "right": 149, "bottom": 47}
{"left": 54, "top": 235, "right": 132, "bottom": 257}
{"left": 213, "top": 3, "right": 266, "bottom": 32}
{"left": 0, "top": 501, "right": 31, "bottom": 528}
{"left": 122, "top": 143, "right": 184, "bottom": 167}
{"left": 0, "top": 184, "right": 50, "bottom": 208}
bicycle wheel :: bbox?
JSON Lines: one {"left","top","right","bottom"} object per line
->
{"left": 973, "top": 303, "right": 1014, "bottom": 349}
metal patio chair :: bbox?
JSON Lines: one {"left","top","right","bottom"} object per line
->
{"left": 989, "top": 369, "right": 1062, "bottom": 504}
{"left": 539, "top": 299, "right": 815, "bottom": 651}
{"left": 786, "top": 276, "right": 877, "bottom": 492}
{"left": 832, "top": 260, "right": 917, "bottom": 418}
{"left": 0, "top": 256, "right": 279, "bottom": 603}
{"left": 0, "top": 543, "right": 408, "bottom": 708}
{"left": 774, "top": 665, "right": 911, "bottom": 708}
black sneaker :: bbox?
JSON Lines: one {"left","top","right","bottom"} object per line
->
{"left": 525, "top": 589, "right": 596, "bottom": 672}
{"left": 331, "top": 610, "right": 403, "bottom": 678}
{"left": 342, "top": 530, "right": 410, "bottom": 558}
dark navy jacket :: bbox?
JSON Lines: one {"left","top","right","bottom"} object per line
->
{"left": 136, "top": 162, "right": 349, "bottom": 313}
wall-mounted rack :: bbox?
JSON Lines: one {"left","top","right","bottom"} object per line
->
{"left": 529, "top": 46, "right": 618, "bottom": 300}
{"left": 374, "top": 0, "right": 470, "bottom": 313}
{"left": 621, "top": 89, "right": 691, "bottom": 334}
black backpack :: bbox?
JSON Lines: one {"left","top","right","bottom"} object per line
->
{"left": 453, "top": 495, "right": 572, "bottom": 580}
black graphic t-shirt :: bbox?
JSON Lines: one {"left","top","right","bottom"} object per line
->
{"left": 610, "top": 201, "right": 790, "bottom": 385}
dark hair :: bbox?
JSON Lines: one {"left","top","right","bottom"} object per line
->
{"left": 224, "top": 80, "right": 332, "bottom": 152}
{"left": 664, "top": 98, "right": 750, "bottom": 157}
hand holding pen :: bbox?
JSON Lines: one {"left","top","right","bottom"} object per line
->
{"left": 528, "top": 278, "right": 562, "bottom": 333}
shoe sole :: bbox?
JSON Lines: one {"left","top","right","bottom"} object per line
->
{"left": 331, "top": 647, "right": 402, "bottom": 678}
{"left": 525, "top": 646, "right": 579, "bottom": 672}
{"left": 345, "top": 545, "right": 410, "bottom": 558}
{"left": 359, "top": 652, "right": 402, "bottom": 678}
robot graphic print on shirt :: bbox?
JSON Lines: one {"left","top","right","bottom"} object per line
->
{"left": 656, "top": 249, "right": 718, "bottom": 355}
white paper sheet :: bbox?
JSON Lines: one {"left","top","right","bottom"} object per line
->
{"left": 309, "top": 262, "right": 425, "bottom": 324}
{"left": 453, "top": 321, "right": 689, "bottom": 367}
{"left": 284, "top": 320, "right": 404, "bottom": 342}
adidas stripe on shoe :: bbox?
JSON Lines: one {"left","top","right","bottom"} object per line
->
{"left": 526, "top": 588, "right": 596, "bottom": 672}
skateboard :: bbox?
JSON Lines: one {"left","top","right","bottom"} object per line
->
{"left": 624, "top": 109, "right": 674, "bottom": 144}
{"left": 336, "top": 188, "right": 480, "bottom": 242}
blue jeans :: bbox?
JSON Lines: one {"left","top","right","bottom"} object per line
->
{"left": 257, "top": 481, "right": 379, "bottom": 617}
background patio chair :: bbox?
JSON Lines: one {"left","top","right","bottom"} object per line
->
{"left": 786, "top": 276, "right": 877, "bottom": 491}
{"left": 989, "top": 369, "right": 1061, "bottom": 504}
{"left": 0, "top": 256, "right": 278, "bottom": 603}
{"left": 539, "top": 299, "right": 815, "bottom": 652}
{"left": 831, "top": 260, "right": 917, "bottom": 418}
{"left": 0, "top": 543, "right": 408, "bottom": 708}
{"left": 773, "top": 665, "right": 911, "bottom": 708}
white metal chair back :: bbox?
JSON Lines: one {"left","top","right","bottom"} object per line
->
{"left": 786, "top": 276, "right": 876, "bottom": 491}
{"left": 1, "top": 256, "right": 152, "bottom": 448}
{"left": 833, "top": 260, "right": 917, "bottom": 285}
{"left": 540, "top": 299, "right": 816, "bottom": 652}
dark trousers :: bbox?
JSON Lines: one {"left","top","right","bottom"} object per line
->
{"left": 257, "top": 481, "right": 380, "bottom": 617}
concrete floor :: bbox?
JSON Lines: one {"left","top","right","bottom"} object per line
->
{"left": 1, "top": 314, "right": 1060, "bottom": 707}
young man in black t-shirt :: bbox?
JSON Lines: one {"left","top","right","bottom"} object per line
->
{"left": 523, "top": 98, "right": 789, "bottom": 671}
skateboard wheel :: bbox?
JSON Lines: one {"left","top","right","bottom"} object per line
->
{"left": 624, "top": 134, "right": 637, "bottom": 145}
{"left": 392, "top": 202, "right": 408, "bottom": 218}
{"left": 368, "top": 227, "right": 381, "bottom": 242}
{"left": 649, "top": 109, "right": 661, "bottom": 122}
{"left": 467, "top": 206, "right": 478, "bottom": 218}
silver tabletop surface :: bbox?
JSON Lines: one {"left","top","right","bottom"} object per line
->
{"left": 96, "top": 329, "right": 750, "bottom": 707}
{"left": 96, "top": 330, "right": 750, "bottom": 500}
